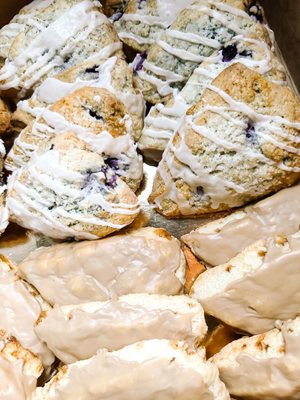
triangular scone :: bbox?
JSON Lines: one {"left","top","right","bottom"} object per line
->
{"left": 182, "top": 185, "right": 300, "bottom": 266}
{"left": 0, "top": 255, "right": 54, "bottom": 368}
{"left": 31, "top": 339, "right": 230, "bottom": 400}
{"left": 211, "top": 317, "right": 300, "bottom": 400}
{"left": 139, "top": 35, "right": 286, "bottom": 160}
{"left": 0, "top": 330, "right": 43, "bottom": 400}
{"left": 11, "top": 56, "right": 145, "bottom": 141}
{"left": 18, "top": 227, "right": 185, "bottom": 305}
{"left": 6, "top": 87, "right": 143, "bottom": 192}
{"left": 35, "top": 294, "right": 207, "bottom": 364}
{"left": 0, "top": 0, "right": 54, "bottom": 68}
{"left": 114, "top": 0, "right": 193, "bottom": 52}
{"left": 133, "top": 0, "right": 270, "bottom": 104}
{"left": 7, "top": 132, "right": 140, "bottom": 240}
{"left": 191, "top": 231, "right": 300, "bottom": 334}
{"left": 149, "top": 63, "right": 300, "bottom": 217}
{"left": 0, "top": 0, "right": 123, "bottom": 96}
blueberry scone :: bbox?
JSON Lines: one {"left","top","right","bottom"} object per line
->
{"left": 114, "top": 0, "right": 193, "bottom": 53}
{"left": 11, "top": 56, "right": 145, "bottom": 141}
{"left": 18, "top": 227, "right": 185, "bottom": 305}
{"left": 6, "top": 87, "right": 143, "bottom": 192}
{"left": 139, "top": 35, "right": 286, "bottom": 160}
{"left": 31, "top": 339, "right": 230, "bottom": 400}
{"left": 149, "top": 64, "right": 300, "bottom": 217}
{"left": 211, "top": 317, "right": 300, "bottom": 400}
{"left": 182, "top": 185, "right": 300, "bottom": 266}
{"left": 35, "top": 294, "right": 207, "bottom": 363}
{"left": 7, "top": 132, "right": 140, "bottom": 240}
{"left": 133, "top": 0, "right": 270, "bottom": 104}
{"left": 0, "top": 330, "right": 44, "bottom": 400}
{"left": 191, "top": 231, "right": 300, "bottom": 334}
{"left": 0, "top": 0, "right": 55, "bottom": 68}
{"left": 0, "top": 255, "right": 54, "bottom": 368}
{"left": 0, "top": 0, "right": 123, "bottom": 97}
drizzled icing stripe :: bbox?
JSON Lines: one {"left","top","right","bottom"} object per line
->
{"left": 165, "top": 30, "right": 220, "bottom": 49}
{"left": 0, "top": 1, "right": 111, "bottom": 91}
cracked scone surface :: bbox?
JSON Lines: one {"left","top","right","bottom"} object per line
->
{"left": 149, "top": 63, "right": 300, "bottom": 217}
{"left": 0, "top": 330, "right": 44, "bottom": 400}
{"left": 211, "top": 317, "right": 300, "bottom": 400}
{"left": 7, "top": 87, "right": 143, "bottom": 192}
{"left": 11, "top": 56, "right": 145, "bottom": 141}
{"left": 18, "top": 227, "right": 186, "bottom": 305}
{"left": 0, "top": 0, "right": 123, "bottom": 96}
{"left": 7, "top": 132, "right": 140, "bottom": 240}
{"left": 31, "top": 339, "right": 230, "bottom": 400}
{"left": 133, "top": 0, "right": 270, "bottom": 104}
{"left": 139, "top": 34, "right": 286, "bottom": 158}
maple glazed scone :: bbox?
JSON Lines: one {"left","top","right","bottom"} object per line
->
{"left": 211, "top": 317, "right": 300, "bottom": 400}
{"left": 11, "top": 56, "right": 145, "bottom": 141}
{"left": 6, "top": 87, "right": 143, "bottom": 192}
{"left": 0, "top": 255, "right": 54, "bottom": 368}
{"left": 114, "top": 0, "right": 194, "bottom": 52}
{"left": 139, "top": 35, "right": 286, "bottom": 159}
{"left": 35, "top": 294, "right": 207, "bottom": 364}
{"left": 133, "top": 0, "right": 271, "bottom": 104}
{"left": 31, "top": 339, "right": 230, "bottom": 400}
{"left": 0, "top": 330, "right": 44, "bottom": 400}
{"left": 7, "top": 133, "right": 140, "bottom": 240}
{"left": 149, "top": 63, "right": 300, "bottom": 217}
{"left": 0, "top": 0, "right": 124, "bottom": 97}
{"left": 191, "top": 231, "right": 300, "bottom": 334}
{"left": 182, "top": 185, "right": 300, "bottom": 266}
{"left": 18, "top": 227, "right": 185, "bottom": 305}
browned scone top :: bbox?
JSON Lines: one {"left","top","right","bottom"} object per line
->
{"left": 149, "top": 63, "right": 300, "bottom": 217}
{"left": 0, "top": 97, "right": 10, "bottom": 135}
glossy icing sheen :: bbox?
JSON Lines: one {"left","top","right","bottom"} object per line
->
{"left": 212, "top": 318, "right": 300, "bottom": 399}
{"left": 0, "top": 355, "right": 37, "bottom": 400}
{"left": 182, "top": 185, "right": 300, "bottom": 266}
{"left": 193, "top": 232, "right": 300, "bottom": 334}
{"left": 19, "top": 228, "right": 185, "bottom": 305}
{"left": 32, "top": 340, "right": 230, "bottom": 400}
{"left": 35, "top": 294, "right": 207, "bottom": 364}
{"left": 0, "top": 260, "right": 54, "bottom": 367}
{"left": 0, "top": 1, "right": 115, "bottom": 92}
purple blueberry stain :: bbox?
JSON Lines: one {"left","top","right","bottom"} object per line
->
{"left": 132, "top": 52, "right": 147, "bottom": 73}
{"left": 245, "top": 122, "right": 256, "bottom": 144}
{"left": 104, "top": 157, "right": 119, "bottom": 171}
{"left": 222, "top": 45, "right": 238, "bottom": 62}
{"left": 110, "top": 11, "right": 123, "bottom": 22}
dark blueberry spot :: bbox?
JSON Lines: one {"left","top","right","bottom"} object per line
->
{"left": 239, "top": 49, "right": 252, "bottom": 58}
{"left": 222, "top": 45, "right": 238, "bottom": 62}
{"left": 245, "top": 122, "right": 256, "bottom": 143}
{"left": 84, "top": 65, "right": 99, "bottom": 74}
{"left": 88, "top": 108, "right": 103, "bottom": 121}
{"left": 247, "top": 1, "right": 264, "bottom": 22}
{"left": 196, "top": 186, "right": 204, "bottom": 197}
{"left": 49, "top": 144, "right": 54, "bottom": 150}
{"left": 104, "top": 157, "right": 119, "bottom": 171}
{"left": 64, "top": 54, "right": 72, "bottom": 64}
{"left": 132, "top": 52, "right": 147, "bottom": 73}
{"left": 101, "top": 165, "right": 118, "bottom": 188}
{"left": 110, "top": 11, "right": 123, "bottom": 22}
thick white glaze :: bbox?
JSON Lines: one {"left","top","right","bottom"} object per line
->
{"left": 31, "top": 340, "right": 230, "bottom": 400}
{"left": 18, "top": 227, "right": 185, "bottom": 305}
{"left": 182, "top": 185, "right": 300, "bottom": 266}
{"left": 212, "top": 317, "right": 300, "bottom": 399}
{"left": 0, "top": 259, "right": 54, "bottom": 367}
{"left": 35, "top": 294, "right": 207, "bottom": 363}
{"left": 193, "top": 232, "right": 300, "bottom": 334}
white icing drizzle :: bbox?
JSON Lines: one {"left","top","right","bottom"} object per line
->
{"left": 0, "top": 1, "right": 112, "bottom": 91}
{"left": 7, "top": 149, "right": 140, "bottom": 240}
{"left": 166, "top": 30, "right": 220, "bottom": 49}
